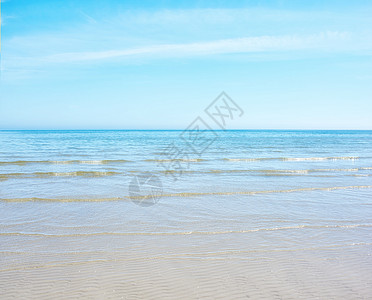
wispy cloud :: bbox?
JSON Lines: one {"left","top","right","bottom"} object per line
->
{"left": 9, "top": 31, "right": 363, "bottom": 65}
{"left": 78, "top": 11, "right": 98, "bottom": 24}
{"left": 2, "top": 7, "right": 372, "bottom": 81}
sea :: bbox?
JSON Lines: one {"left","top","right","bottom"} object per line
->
{"left": 1, "top": 130, "right": 371, "bottom": 299}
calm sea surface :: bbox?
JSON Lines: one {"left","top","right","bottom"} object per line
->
{"left": 1, "top": 130, "right": 372, "bottom": 298}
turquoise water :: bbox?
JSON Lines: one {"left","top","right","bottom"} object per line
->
{"left": 1, "top": 130, "right": 372, "bottom": 298}
{"left": 0, "top": 130, "right": 372, "bottom": 201}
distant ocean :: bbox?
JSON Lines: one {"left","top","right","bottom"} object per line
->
{"left": 1, "top": 130, "right": 372, "bottom": 298}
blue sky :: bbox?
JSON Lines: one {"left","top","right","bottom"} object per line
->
{"left": 1, "top": 0, "right": 372, "bottom": 129}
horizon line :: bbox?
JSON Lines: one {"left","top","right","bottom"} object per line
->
{"left": 1, "top": 129, "right": 372, "bottom": 131}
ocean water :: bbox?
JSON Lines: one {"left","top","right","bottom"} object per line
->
{"left": 1, "top": 130, "right": 372, "bottom": 299}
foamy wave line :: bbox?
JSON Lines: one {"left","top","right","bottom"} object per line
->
{"left": 1, "top": 185, "right": 371, "bottom": 202}
{"left": 0, "top": 171, "right": 120, "bottom": 179}
{"left": 0, "top": 159, "right": 130, "bottom": 166}
{"left": 1, "top": 224, "right": 371, "bottom": 237}
{"left": 1, "top": 167, "right": 370, "bottom": 180}
{"left": 161, "top": 167, "right": 371, "bottom": 175}
{"left": 145, "top": 158, "right": 205, "bottom": 163}
{"left": 140, "top": 185, "right": 372, "bottom": 200}
{"left": 0, "top": 157, "right": 368, "bottom": 166}
{"left": 225, "top": 156, "right": 360, "bottom": 162}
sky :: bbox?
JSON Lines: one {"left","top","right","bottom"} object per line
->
{"left": 0, "top": 0, "right": 372, "bottom": 130}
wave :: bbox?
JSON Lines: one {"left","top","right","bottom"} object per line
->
{"left": 0, "top": 171, "right": 120, "bottom": 179}
{"left": 159, "top": 167, "right": 371, "bottom": 175}
{"left": 0, "top": 156, "right": 367, "bottom": 166}
{"left": 224, "top": 156, "right": 360, "bottom": 162}
{"left": 139, "top": 185, "right": 372, "bottom": 200}
{"left": 1, "top": 185, "right": 371, "bottom": 202}
{"left": 0, "top": 197, "right": 122, "bottom": 202}
{"left": 1, "top": 166, "right": 370, "bottom": 180}
{"left": 145, "top": 158, "right": 205, "bottom": 163}
{"left": 210, "top": 168, "right": 363, "bottom": 173}
{"left": 1, "top": 224, "right": 371, "bottom": 237}
{"left": 0, "top": 159, "right": 130, "bottom": 166}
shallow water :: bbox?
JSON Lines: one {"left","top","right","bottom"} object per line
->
{"left": 1, "top": 130, "right": 372, "bottom": 299}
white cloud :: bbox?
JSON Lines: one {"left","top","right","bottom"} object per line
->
{"left": 2, "top": 6, "right": 372, "bottom": 79}
{"left": 33, "top": 31, "right": 355, "bottom": 63}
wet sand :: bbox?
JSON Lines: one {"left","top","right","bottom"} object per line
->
{"left": 1, "top": 191, "right": 372, "bottom": 299}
